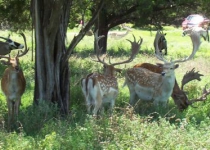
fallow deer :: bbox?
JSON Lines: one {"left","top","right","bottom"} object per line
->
{"left": 0, "top": 33, "right": 28, "bottom": 130}
{"left": 0, "top": 35, "right": 24, "bottom": 55}
{"left": 124, "top": 30, "right": 201, "bottom": 107}
{"left": 81, "top": 31, "right": 143, "bottom": 116}
{"left": 154, "top": 30, "right": 167, "bottom": 55}
{"left": 134, "top": 63, "right": 209, "bottom": 110}
{"left": 108, "top": 24, "right": 132, "bottom": 40}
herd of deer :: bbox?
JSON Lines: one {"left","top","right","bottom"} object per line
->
{"left": 81, "top": 30, "right": 210, "bottom": 116}
{"left": 0, "top": 27, "right": 209, "bottom": 129}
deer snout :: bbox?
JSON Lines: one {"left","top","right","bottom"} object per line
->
{"left": 14, "top": 66, "right": 20, "bottom": 71}
{"left": 161, "top": 72, "right": 166, "bottom": 76}
{"left": 18, "top": 44, "right": 24, "bottom": 49}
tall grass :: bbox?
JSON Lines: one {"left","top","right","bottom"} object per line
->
{"left": 0, "top": 26, "right": 210, "bottom": 149}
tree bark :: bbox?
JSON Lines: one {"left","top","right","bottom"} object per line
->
{"left": 32, "top": 0, "right": 104, "bottom": 115}
{"left": 33, "top": 0, "right": 71, "bottom": 114}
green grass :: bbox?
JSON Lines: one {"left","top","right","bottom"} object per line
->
{"left": 0, "top": 26, "right": 210, "bottom": 149}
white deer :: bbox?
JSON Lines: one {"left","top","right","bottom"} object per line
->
{"left": 108, "top": 24, "right": 132, "bottom": 40}
{"left": 124, "top": 30, "right": 201, "bottom": 107}
{"left": 81, "top": 31, "right": 143, "bottom": 116}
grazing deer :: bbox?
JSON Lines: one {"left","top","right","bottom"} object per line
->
{"left": 134, "top": 63, "right": 209, "bottom": 110}
{"left": 154, "top": 30, "right": 167, "bottom": 55}
{"left": 0, "top": 35, "right": 24, "bottom": 55}
{"left": 182, "top": 27, "right": 209, "bottom": 42}
{"left": 124, "top": 30, "right": 201, "bottom": 107}
{"left": 108, "top": 24, "right": 132, "bottom": 40}
{"left": 81, "top": 32, "right": 143, "bottom": 116}
{"left": 0, "top": 33, "right": 28, "bottom": 130}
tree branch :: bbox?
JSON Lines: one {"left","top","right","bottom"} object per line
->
{"left": 63, "top": 0, "right": 104, "bottom": 67}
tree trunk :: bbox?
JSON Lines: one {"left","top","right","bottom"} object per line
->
{"left": 33, "top": 0, "right": 71, "bottom": 114}
{"left": 32, "top": 0, "right": 104, "bottom": 115}
{"left": 94, "top": 8, "right": 109, "bottom": 54}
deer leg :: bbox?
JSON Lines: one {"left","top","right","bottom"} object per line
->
{"left": 109, "top": 99, "right": 115, "bottom": 115}
{"left": 7, "top": 99, "right": 12, "bottom": 130}
{"left": 86, "top": 96, "right": 92, "bottom": 114}
{"left": 165, "top": 48, "right": 167, "bottom": 55}
{"left": 7, "top": 99, "right": 15, "bottom": 130}
{"left": 128, "top": 86, "right": 137, "bottom": 106}
{"left": 93, "top": 94, "right": 102, "bottom": 116}
{"left": 14, "top": 99, "right": 21, "bottom": 118}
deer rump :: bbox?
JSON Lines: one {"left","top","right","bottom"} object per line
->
{"left": 125, "top": 66, "right": 176, "bottom": 106}
{"left": 81, "top": 73, "right": 118, "bottom": 114}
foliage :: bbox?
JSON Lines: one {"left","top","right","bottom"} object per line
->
{"left": 0, "top": 0, "right": 31, "bottom": 31}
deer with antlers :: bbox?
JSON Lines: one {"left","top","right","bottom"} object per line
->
{"left": 81, "top": 31, "right": 143, "bottom": 116}
{"left": 0, "top": 33, "right": 28, "bottom": 130}
{"left": 154, "top": 30, "right": 167, "bottom": 55}
{"left": 124, "top": 30, "right": 201, "bottom": 107}
{"left": 134, "top": 63, "right": 209, "bottom": 110}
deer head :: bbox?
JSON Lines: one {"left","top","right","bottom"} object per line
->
{"left": 0, "top": 35, "right": 24, "bottom": 50}
{"left": 81, "top": 31, "right": 143, "bottom": 116}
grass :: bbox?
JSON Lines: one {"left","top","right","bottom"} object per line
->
{"left": 0, "top": 26, "right": 210, "bottom": 149}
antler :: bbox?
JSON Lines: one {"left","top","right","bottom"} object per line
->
{"left": 181, "top": 68, "right": 203, "bottom": 90}
{"left": 0, "top": 36, "right": 10, "bottom": 41}
{"left": 155, "top": 31, "right": 201, "bottom": 64}
{"left": 187, "top": 85, "right": 210, "bottom": 105}
{"left": 109, "top": 34, "right": 143, "bottom": 66}
{"left": 173, "top": 31, "right": 201, "bottom": 63}
{"left": 154, "top": 30, "right": 168, "bottom": 62}
{"left": 90, "top": 30, "right": 107, "bottom": 65}
{"left": 16, "top": 33, "right": 28, "bottom": 57}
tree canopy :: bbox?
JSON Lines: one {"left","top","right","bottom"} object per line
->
{"left": 1, "top": 0, "right": 209, "bottom": 31}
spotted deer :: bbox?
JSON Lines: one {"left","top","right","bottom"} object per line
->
{"left": 134, "top": 63, "right": 209, "bottom": 110}
{"left": 154, "top": 30, "right": 167, "bottom": 55}
{"left": 81, "top": 32, "right": 143, "bottom": 116}
{"left": 124, "top": 31, "right": 201, "bottom": 107}
{"left": 0, "top": 33, "right": 28, "bottom": 130}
